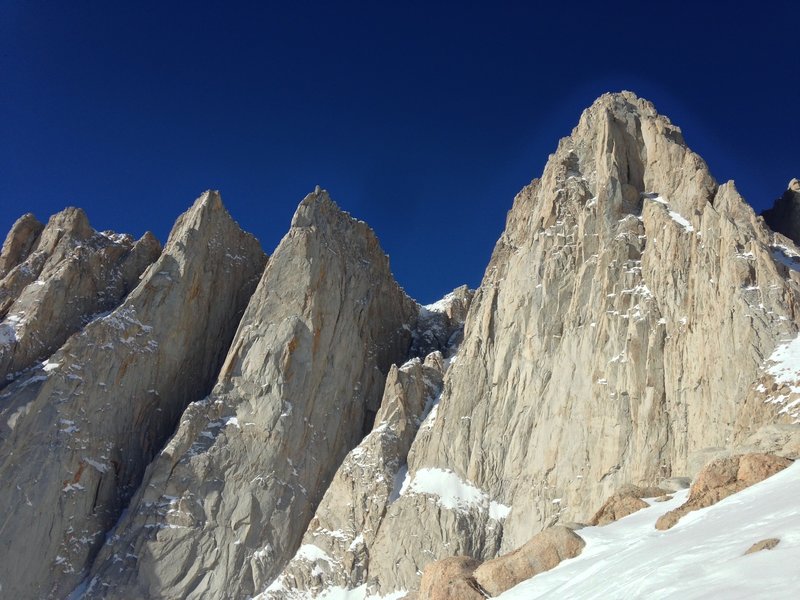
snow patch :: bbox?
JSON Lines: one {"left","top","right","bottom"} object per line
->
{"left": 762, "top": 334, "right": 800, "bottom": 419}
{"left": 317, "top": 585, "right": 367, "bottom": 600}
{"left": 771, "top": 244, "right": 800, "bottom": 273}
{"left": 765, "top": 334, "right": 800, "bottom": 388}
{"left": 0, "top": 322, "right": 19, "bottom": 346}
{"left": 497, "top": 461, "right": 800, "bottom": 599}
{"left": 647, "top": 195, "right": 694, "bottom": 232}
{"left": 403, "top": 468, "right": 511, "bottom": 520}
{"left": 348, "top": 533, "right": 365, "bottom": 552}
{"left": 295, "top": 544, "right": 334, "bottom": 564}
{"left": 84, "top": 458, "right": 109, "bottom": 473}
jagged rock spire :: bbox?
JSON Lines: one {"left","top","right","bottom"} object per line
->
{"left": 84, "top": 188, "right": 418, "bottom": 599}
{"left": 0, "top": 206, "right": 161, "bottom": 382}
{"left": 0, "top": 191, "right": 266, "bottom": 598}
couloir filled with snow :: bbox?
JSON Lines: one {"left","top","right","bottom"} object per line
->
{"left": 498, "top": 461, "right": 800, "bottom": 599}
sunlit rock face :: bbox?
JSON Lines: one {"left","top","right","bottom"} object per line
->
{"left": 84, "top": 189, "right": 420, "bottom": 599}
{"left": 2, "top": 92, "right": 800, "bottom": 600}
{"left": 289, "top": 91, "right": 800, "bottom": 597}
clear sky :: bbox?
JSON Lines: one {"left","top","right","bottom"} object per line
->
{"left": 2, "top": 1, "right": 798, "bottom": 303}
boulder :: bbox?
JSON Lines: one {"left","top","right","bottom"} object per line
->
{"left": 418, "top": 557, "right": 485, "bottom": 600}
{"left": 656, "top": 453, "right": 793, "bottom": 530}
{"left": 589, "top": 484, "right": 669, "bottom": 526}
{"left": 744, "top": 538, "right": 780, "bottom": 555}
{"left": 591, "top": 495, "right": 649, "bottom": 526}
{"left": 473, "top": 526, "right": 585, "bottom": 596}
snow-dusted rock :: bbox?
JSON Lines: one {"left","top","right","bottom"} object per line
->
{"left": 85, "top": 189, "right": 418, "bottom": 599}
{"left": 0, "top": 207, "right": 161, "bottom": 382}
{"left": 260, "top": 352, "right": 447, "bottom": 599}
{"left": 3, "top": 91, "right": 800, "bottom": 598}
{"left": 0, "top": 191, "right": 265, "bottom": 599}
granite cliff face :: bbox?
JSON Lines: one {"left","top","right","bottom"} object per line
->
{"left": 0, "top": 192, "right": 265, "bottom": 599}
{"left": 260, "top": 92, "right": 800, "bottom": 598}
{"left": 83, "top": 190, "right": 423, "bottom": 599}
{"left": 0, "top": 92, "right": 798, "bottom": 599}
{"left": 345, "top": 92, "right": 800, "bottom": 597}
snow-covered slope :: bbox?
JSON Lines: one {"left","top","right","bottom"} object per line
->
{"left": 498, "top": 461, "right": 800, "bottom": 599}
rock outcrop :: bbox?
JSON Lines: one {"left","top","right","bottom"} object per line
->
{"left": 588, "top": 484, "right": 669, "bottom": 526}
{"left": 344, "top": 91, "right": 800, "bottom": 596}
{"left": 0, "top": 213, "right": 44, "bottom": 278}
{"left": 0, "top": 207, "right": 161, "bottom": 382}
{"left": 417, "top": 557, "right": 485, "bottom": 600}
{"left": 762, "top": 179, "right": 800, "bottom": 243}
{"left": 410, "top": 525, "right": 585, "bottom": 600}
{"left": 84, "top": 189, "right": 419, "bottom": 599}
{"left": 738, "top": 423, "right": 800, "bottom": 459}
{"left": 656, "top": 453, "right": 793, "bottom": 530}
{"left": 744, "top": 538, "right": 780, "bottom": 554}
{"left": 0, "top": 192, "right": 265, "bottom": 599}
{"left": 473, "top": 525, "right": 585, "bottom": 596}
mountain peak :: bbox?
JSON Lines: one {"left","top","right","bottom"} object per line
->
{"left": 291, "top": 186, "right": 346, "bottom": 228}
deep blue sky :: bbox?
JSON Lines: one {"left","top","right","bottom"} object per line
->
{"left": 2, "top": 1, "right": 798, "bottom": 303}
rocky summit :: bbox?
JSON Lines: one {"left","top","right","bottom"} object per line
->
{"left": 1, "top": 92, "right": 798, "bottom": 599}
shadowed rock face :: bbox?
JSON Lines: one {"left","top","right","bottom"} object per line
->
{"left": 84, "top": 189, "right": 418, "bottom": 600}
{"left": 762, "top": 179, "right": 800, "bottom": 244}
{"left": 0, "top": 207, "right": 162, "bottom": 383}
{"left": 0, "top": 191, "right": 266, "bottom": 599}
